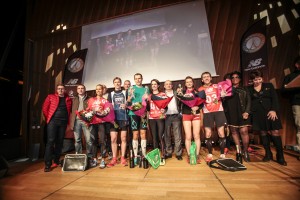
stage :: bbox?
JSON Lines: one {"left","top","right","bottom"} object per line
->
{"left": 0, "top": 145, "right": 299, "bottom": 200}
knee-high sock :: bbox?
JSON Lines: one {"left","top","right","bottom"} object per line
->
{"left": 206, "top": 138, "right": 213, "bottom": 154}
{"left": 132, "top": 140, "right": 138, "bottom": 157}
{"left": 141, "top": 139, "right": 147, "bottom": 157}
{"left": 219, "top": 137, "right": 226, "bottom": 154}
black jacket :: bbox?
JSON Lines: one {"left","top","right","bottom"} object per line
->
{"left": 223, "top": 86, "right": 251, "bottom": 114}
{"left": 248, "top": 83, "right": 280, "bottom": 113}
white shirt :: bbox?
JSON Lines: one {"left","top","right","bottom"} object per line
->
{"left": 165, "top": 90, "right": 179, "bottom": 115}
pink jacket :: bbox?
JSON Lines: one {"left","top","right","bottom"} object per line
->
{"left": 87, "top": 97, "right": 109, "bottom": 124}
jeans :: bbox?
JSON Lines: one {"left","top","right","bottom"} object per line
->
{"left": 73, "top": 118, "right": 92, "bottom": 157}
{"left": 164, "top": 114, "right": 182, "bottom": 156}
{"left": 292, "top": 105, "right": 300, "bottom": 146}
{"left": 44, "top": 120, "right": 67, "bottom": 166}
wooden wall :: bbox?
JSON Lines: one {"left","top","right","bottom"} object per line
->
{"left": 21, "top": 0, "right": 300, "bottom": 157}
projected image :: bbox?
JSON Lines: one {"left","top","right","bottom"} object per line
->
{"left": 82, "top": 0, "right": 216, "bottom": 89}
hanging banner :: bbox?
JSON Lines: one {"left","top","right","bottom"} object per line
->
{"left": 63, "top": 48, "right": 88, "bottom": 139}
{"left": 63, "top": 48, "right": 88, "bottom": 98}
{"left": 240, "top": 17, "right": 268, "bottom": 86}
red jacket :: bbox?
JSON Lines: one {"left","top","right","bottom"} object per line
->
{"left": 42, "top": 93, "right": 72, "bottom": 124}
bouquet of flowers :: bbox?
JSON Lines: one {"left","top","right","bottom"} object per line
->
{"left": 177, "top": 91, "right": 206, "bottom": 114}
{"left": 131, "top": 102, "right": 143, "bottom": 111}
{"left": 217, "top": 79, "right": 232, "bottom": 98}
{"left": 151, "top": 94, "right": 173, "bottom": 118}
{"left": 128, "top": 98, "right": 147, "bottom": 118}
{"left": 151, "top": 95, "right": 173, "bottom": 109}
{"left": 76, "top": 110, "right": 95, "bottom": 127}
{"left": 94, "top": 102, "right": 119, "bottom": 129}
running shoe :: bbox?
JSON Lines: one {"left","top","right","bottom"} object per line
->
{"left": 90, "top": 159, "right": 98, "bottom": 168}
{"left": 121, "top": 157, "right": 128, "bottom": 166}
{"left": 107, "top": 157, "right": 117, "bottom": 168}
{"left": 99, "top": 159, "right": 106, "bottom": 169}
{"left": 224, "top": 148, "right": 229, "bottom": 155}
{"left": 205, "top": 154, "right": 213, "bottom": 163}
{"left": 219, "top": 154, "right": 226, "bottom": 159}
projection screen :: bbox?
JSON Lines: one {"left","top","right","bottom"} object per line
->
{"left": 81, "top": 0, "right": 216, "bottom": 90}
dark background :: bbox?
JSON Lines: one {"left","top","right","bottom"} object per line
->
{"left": 0, "top": 1, "right": 26, "bottom": 139}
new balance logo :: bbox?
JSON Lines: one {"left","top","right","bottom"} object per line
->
{"left": 67, "top": 79, "right": 79, "bottom": 85}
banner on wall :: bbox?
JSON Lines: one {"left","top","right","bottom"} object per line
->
{"left": 62, "top": 49, "right": 88, "bottom": 140}
{"left": 63, "top": 48, "right": 88, "bottom": 98}
{"left": 240, "top": 17, "right": 268, "bottom": 86}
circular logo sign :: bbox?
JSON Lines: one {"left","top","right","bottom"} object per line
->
{"left": 67, "top": 58, "right": 84, "bottom": 73}
{"left": 242, "top": 33, "right": 266, "bottom": 53}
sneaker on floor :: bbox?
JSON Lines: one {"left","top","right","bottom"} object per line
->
{"left": 44, "top": 166, "right": 51, "bottom": 172}
{"left": 90, "top": 159, "right": 98, "bottom": 168}
{"left": 248, "top": 147, "right": 256, "bottom": 153}
{"left": 224, "top": 148, "right": 229, "bottom": 155}
{"left": 219, "top": 154, "right": 226, "bottom": 159}
{"left": 99, "top": 159, "right": 106, "bottom": 169}
{"left": 176, "top": 155, "right": 183, "bottom": 160}
{"left": 107, "top": 158, "right": 117, "bottom": 168}
{"left": 160, "top": 158, "right": 166, "bottom": 166}
{"left": 51, "top": 163, "right": 58, "bottom": 168}
{"left": 205, "top": 154, "right": 213, "bottom": 163}
{"left": 121, "top": 157, "right": 128, "bottom": 166}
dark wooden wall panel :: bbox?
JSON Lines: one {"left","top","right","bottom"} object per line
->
{"left": 22, "top": 0, "right": 299, "bottom": 157}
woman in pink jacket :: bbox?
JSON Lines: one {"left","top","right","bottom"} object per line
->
{"left": 87, "top": 84, "right": 111, "bottom": 169}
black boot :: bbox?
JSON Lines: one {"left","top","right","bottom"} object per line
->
{"left": 260, "top": 135, "right": 273, "bottom": 162}
{"left": 243, "top": 150, "right": 250, "bottom": 162}
{"left": 236, "top": 153, "right": 243, "bottom": 164}
{"left": 271, "top": 136, "right": 287, "bottom": 166}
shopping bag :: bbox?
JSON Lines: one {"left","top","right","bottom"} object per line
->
{"left": 145, "top": 148, "right": 161, "bottom": 169}
{"left": 190, "top": 141, "right": 197, "bottom": 165}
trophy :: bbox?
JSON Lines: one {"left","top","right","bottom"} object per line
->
{"left": 177, "top": 84, "right": 183, "bottom": 96}
{"left": 128, "top": 86, "right": 135, "bottom": 99}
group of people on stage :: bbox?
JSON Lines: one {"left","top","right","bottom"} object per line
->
{"left": 42, "top": 67, "right": 291, "bottom": 172}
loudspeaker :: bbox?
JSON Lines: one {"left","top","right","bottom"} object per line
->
{"left": 62, "top": 154, "right": 88, "bottom": 172}
{"left": 0, "top": 155, "right": 9, "bottom": 178}
{"left": 209, "top": 158, "right": 247, "bottom": 172}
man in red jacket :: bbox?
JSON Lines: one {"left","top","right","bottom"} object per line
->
{"left": 42, "top": 84, "right": 72, "bottom": 172}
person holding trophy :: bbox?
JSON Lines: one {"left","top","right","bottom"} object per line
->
{"left": 127, "top": 73, "right": 149, "bottom": 165}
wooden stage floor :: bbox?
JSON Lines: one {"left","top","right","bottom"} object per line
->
{"left": 0, "top": 145, "right": 299, "bottom": 200}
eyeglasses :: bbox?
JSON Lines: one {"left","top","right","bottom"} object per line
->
{"left": 231, "top": 76, "right": 240, "bottom": 79}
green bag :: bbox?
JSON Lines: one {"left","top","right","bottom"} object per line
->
{"left": 146, "top": 148, "right": 161, "bottom": 169}
{"left": 190, "top": 141, "right": 197, "bottom": 165}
